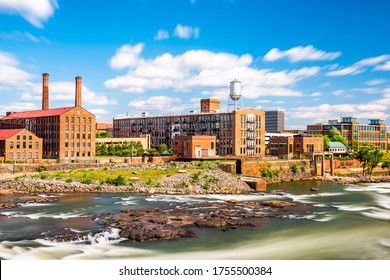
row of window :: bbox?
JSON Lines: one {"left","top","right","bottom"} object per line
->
{"left": 64, "top": 142, "right": 91, "bottom": 148}
{"left": 65, "top": 117, "right": 92, "bottom": 124}
{"left": 64, "top": 134, "right": 91, "bottom": 140}
{"left": 16, "top": 135, "right": 33, "bottom": 140}
{"left": 64, "top": 151, "right": 91, "bottom": 157}
{"left": 65, "top": 125, "right": 91, "bottom": 131}
{"left": 9, "top": 152, "right": 39, "bottom": 159}
{"left": 9, "top": 141, "right": 39, "bottom": 149}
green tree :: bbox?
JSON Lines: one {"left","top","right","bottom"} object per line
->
{"left": 330, "top": 127, "right": 348, "bottom": 146}
{"left": 382, "top": 160, "right": 390, "bottom": 175}
{"left": 349, "top": 140, "right": 359, "bottom": 151}
{"left": 159, "top": 144, "right": 169, "bottom": 155}
{"left": 356, "top": 144, "right": 385, "bottom": 178}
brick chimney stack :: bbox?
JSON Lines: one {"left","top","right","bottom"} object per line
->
{"left": 75, "top": 76, "right": 82, "bottom": 107}
{"left": 42, "top": 73, "right": 49, "bottom": 110}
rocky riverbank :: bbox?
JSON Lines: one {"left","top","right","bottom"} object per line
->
{"left": 45, "top": 199, "right": 299, "bottom": 243}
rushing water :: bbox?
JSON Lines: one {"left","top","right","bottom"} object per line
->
{"left": 1, "top": 181, "right": 390, "bottom": 260}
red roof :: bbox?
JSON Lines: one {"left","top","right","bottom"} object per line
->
{"left": 0, "top": 129, "right": 23, "bottom": 140}
{"left": 2, "top": 107, "right": 75, "bottom": 119}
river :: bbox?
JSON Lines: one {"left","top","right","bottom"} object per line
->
{"left": 0, "top": 180, "right": 389, "bottom": 260}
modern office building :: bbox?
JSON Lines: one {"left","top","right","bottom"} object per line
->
{"left": 306, "top": 117, "right": 387, "bottom": 149}
{"left": 265, "top": 110, "right": 285, "bottom": 132}
{"left": 0, "top": 74, "right": 96, "bottom": 160}
{"left": 114, "top": 98, "right": 265, "bottom": 157}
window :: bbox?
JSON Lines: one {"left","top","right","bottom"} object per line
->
{"left": 29, "top": 142, "right": 32, "bottom": 149}
{"left": 35, "top": 152, "right": 38, "bottom": 159}
{"left": 23, "top": 142, "right": 26, "bottom": 148}
{"left": 71, "top": 117, "right": 74, "bottom": 123}
{"left": 65, "top": 133, "right": 68, "bottom": 139}
{"left": 65, "top": 142, "right": 68, "bottom": 148}
{"left": 23, "top": 135, "right": 26, "bottom": 140}
{"left": 28, "top": 152, "right": 32, "bottom": 159}
{"left": 71, "top": 151, "right": 74, "bottom": 157}
{"left": 65, "top": 125, "right": 68, "bottom": 131}
{"left": 10, "top": 141, "right": 14, "bottom": 149}
{"left": 65, "top": 117, "right": 69, "bottom": 123}
{"left": 16, "top": 152, "right": 20, "bottom": 159}
{"left": 9, "top": 152, "right": 13, "bottom": 159}
{"left": 17, "top": 135, "right": 20, "bottom": 140}
{"left": 65, "top": 151, "right": 68, "bottom": 157}
{"left": 16, "top": 141, "right": 20, "bottom": 149}
{"left": 29, "top": 136, "right": 32, "bottom": 140}
{"left": 88, "top": 134, "right": 91, "bottom": 139}
{"left": 88, "top": 118, "right": 91, "bottom": 124}
{"left": 83, "top": 117, "right": 86, "bottom": 123}
{"left": 77, "top": 117, "right": 80, "bottom": 123}
{"left": 82, "top": 134, "right": 85, "bottom": 139}
{"left": 35, "top": 142, "right": 39, "bottom": 149}
{"left": 71, "top": 125, "right": 74, "bottom": 131}
{"left": 71, "top": 134, "right": 74, "bottom": 139}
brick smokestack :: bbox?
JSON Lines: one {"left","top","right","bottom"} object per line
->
{"left": 75, "top": 76, "right": 82, "bottom": 107}
{"left": 42, "top": 73, "right": 49, "bottom": 110}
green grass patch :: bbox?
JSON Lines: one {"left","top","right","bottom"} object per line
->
{"left": 44, "top": 168, "right": 181, "bottom": 185}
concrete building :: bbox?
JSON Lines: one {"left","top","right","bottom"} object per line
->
{"left": 114, "top": 98, "right": 265, "bottom": 157}
{"left": 173, "top": 135, "right": 216, "bottom": 158}
{"left": 265, "top": 110, "right": 285, "bottom": 132}
{"left": 0, "top": 74, "right": 96, "bottom": 161}
{"left": 306, "top": 117, "right": 387, "bottom": 149}
{"left": 0, "top": 129, "right": 42, "bottom": 162}
{"left": 269, "top": 135, "right": 324, "bottom": 159}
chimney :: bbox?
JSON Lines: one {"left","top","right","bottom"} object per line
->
{"left": 75, "top": 76, "right": 82, "bottom": 107}
{"left": 42, "top": 73, "right": 49, "bottom": 110}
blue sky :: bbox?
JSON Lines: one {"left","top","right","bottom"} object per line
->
{"left": 0, "top": 0, "right": 389, "bottom": 129}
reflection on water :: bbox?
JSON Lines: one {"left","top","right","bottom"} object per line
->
{"left": 1, "top": 181, "right": 390, "bottom": 260}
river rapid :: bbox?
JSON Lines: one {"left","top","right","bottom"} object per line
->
{"left": 1, "top": 180, "right": 390, "bottom": 260}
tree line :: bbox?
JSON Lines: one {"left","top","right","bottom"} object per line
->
{"left": 95, "top": 141, "right": 173, "bottom": 157}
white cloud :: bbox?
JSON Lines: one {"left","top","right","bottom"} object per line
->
{"left": 327, "top": 54, "right": 390, "bottom": 76}
{"left": 22, "top": 81, "right": 116, "bottom": 106}
{"left": 310, "top": 92, "right": 322, "bottom": 97}
{"left": 333, "top": 90, "right": 345, "bottom": 96}
{"left": 154, "top": 29, "right": 169, "bottom": 41}
{"left": 374, "top": 61, "right": 390, "bottom": 71}
{"left": 0, "top": 0, "right": 58, "bottom": 28}
{"left": 0, "top": 30, "right": 41, "bottom": 43}
{"left": 289, "top": 102, "right": 389, "bottom": 124}
{"left": 0, "top": 50, "right": 33, "bottom": 90}
{"left": 263, "top": 45, "right": 341, "bottom": 63}
{"left": 109, "top": 43, "right": 144, "bottom": 70}
{"left": 128, "top": 96, "right": 182, "bottom": 113}
{"left": 255, "top": 99, "right": 271, "bottom": 103}
{"left": 174, "top": 24, "right": 200, "bottom": 39}
{"left": 365, "top": 79, "right": 386, "bottom": 86}
{"left": 0, "top": 102, "right": 37, "bottom": 116}
{"left": 105, "top": 43, "right": 318, "bottom": 98}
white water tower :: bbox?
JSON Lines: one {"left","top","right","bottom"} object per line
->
{"left": 228, "top": 79, "right": 243, "bottom": 111}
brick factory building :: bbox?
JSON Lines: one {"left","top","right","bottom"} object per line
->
{"left": 0, "top": 73, "right": 96, "bottom": 161}
{"left": 173, "top": 135, "right": 216, "bottom": 158}
{"left": 0, "top": 128, "right": 43, "bottom": 162}
{"left": 269, "top": 135, "right": 324, "bottom": 159}
{"left": 306, "top": 117, "right": 388, "bottom": 149}
{"left": 114, "top": 98, "right": 265, "bottom": 157}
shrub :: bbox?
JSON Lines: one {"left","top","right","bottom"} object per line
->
{"left": 192, "top": 172, "right": 200, "bottom": 182}
{"left": 65, "top": 178, "right": 73, "bottom": 183}
{"left": 40, "top": 174, "right": 48, "bottom": 180}
{"left": 106, "top": 175, "right": 126, "bottom": 186}
{"left": 203, "top": 181, "right": 210, "bottom": 190}
{"left": 81, "top": 178, "right": 92, "bottom": 184}
{"left": 291, "top": 163, "right": 298, "bottom": 174}
{"left": 301, "top": 165, "right": 306, "bottom": 172}
{"left": 146, "top": 178, "right": 153, "bottom": 187}
{"left": 37, "top": 166, "right": 46, "bottom": 172}
{"left": 197, "top": 161, "right": 205, "bottom": 168}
